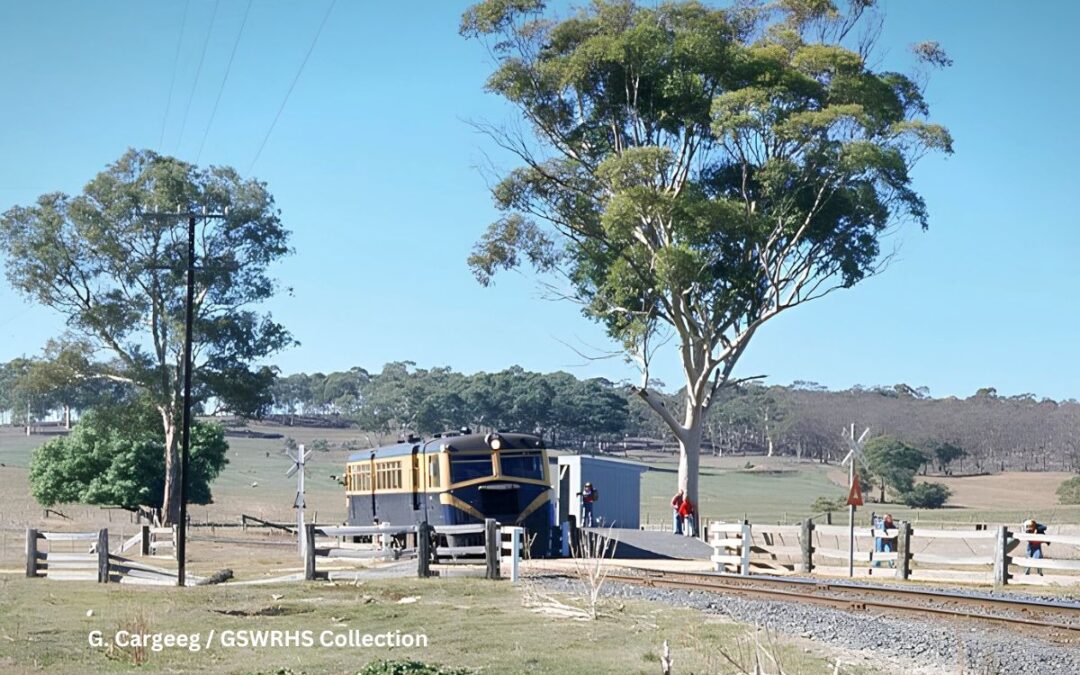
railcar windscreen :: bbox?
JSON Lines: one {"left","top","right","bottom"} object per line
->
{"left": 500, "top": 451, "right": 544, "bottom": 479}
{"left": 449, "top": 455, "right": 493, "bottom": 483}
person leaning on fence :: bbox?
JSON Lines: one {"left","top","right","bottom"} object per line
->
{"left": 1023, "top": 519, "right": 1049, "bottom": 576}
{"left": 873, "top": 513, "right": 897, "bottom": 569}
{"left": 671, "top": 489, "right": 685, "bottom": 535}
{"left": 577, "top": 482, "right": 598, "bottom": 527}
{"left": 678, "top": 496, "right": 696, "bottom": 537}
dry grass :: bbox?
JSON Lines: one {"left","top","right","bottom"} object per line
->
{"left": 0, "top": 575, "right": 868, "bottom": 675}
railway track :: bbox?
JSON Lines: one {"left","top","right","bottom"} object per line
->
{"left": 597, "top": 569, "right": 1080, "bottom": 643}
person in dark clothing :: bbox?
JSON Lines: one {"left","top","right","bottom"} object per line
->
{"left": 577, "top": 482, "right": 597, "bottom": 527}
{"left": 1023, "top": 519, "right": 1049, "bottom": 576}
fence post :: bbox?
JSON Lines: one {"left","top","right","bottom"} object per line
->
{"left": 895, "top": 522, "right": 911, "bottom": 581}
{"left": 303, "top": 524, "right": 316, "bottom": 581}
{"left": 418, "top": 523, "right": 431, "bottom": 578}
{"left": 800, "top": 518, "right": 815, "bottom": 574}
{"left": 510, "top": 527, "right": 521, "bottom": 583}
{"left": 26, "top": 529, "right": 39, "bottom": 578}
{"left": 97, "top": 529, "right": 109, "bottom": 583}
{"left": 740, "top": 521, "right": 752, "bottom": 576}
{"left": 484, "top": 519, "right": 501, "bottom": 580}
{"left": 993, "top": 525, "right": 1010, "bottom": 587}
{"left": 140, "top": 524, "right": 150, "bottom": 556}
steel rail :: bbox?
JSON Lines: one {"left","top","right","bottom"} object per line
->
{"left": 602, "top": 569, "right": 1080, "bottom": 636}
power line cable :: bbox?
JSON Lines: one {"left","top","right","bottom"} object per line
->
{"left": 158, "top": 0, "right": 191, "bottom": 150}
{"left": 247, "top": 0, "right": 337, "bottom": 174}
{"left": 175, "top": 0, "right": 220, "bottom": 154}
{"left": 195, "top": 0, "right": 254, "bottom": 164}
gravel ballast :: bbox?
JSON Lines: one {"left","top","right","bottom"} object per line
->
{"left": 539, "top": 576, "right": 1080, "bottom": 674}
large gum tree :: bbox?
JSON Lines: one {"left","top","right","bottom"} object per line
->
{"left": 0, "top": 149, "right": 292, "bottom": 523}
{"left": 461, "top": 0, "right": 952, "bottom": 509}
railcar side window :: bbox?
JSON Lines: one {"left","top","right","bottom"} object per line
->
{"left": 450, "top": 455, "right": 494, "bottom": 484}
{"left": 428, "top": 456, "right": 441, "bottom": 488}
{"left": 351, "top": 464, "right": 371, "bottom": 492}
{"left": 375, "top": 461, "right": 402, "bottom": 490}
{"left": 500, "top": 452, "right": 544, "bottom": 479}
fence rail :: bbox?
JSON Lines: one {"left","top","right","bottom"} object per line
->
{"left": 26, "top": 520, "right": 528, "bottom": 586}
{"left": 710, "top": 519, "right": 1080, "bottom": 586}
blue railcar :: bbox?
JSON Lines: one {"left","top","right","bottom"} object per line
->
{"left": 343, "top": 431, "right": 553, "bottom": 557}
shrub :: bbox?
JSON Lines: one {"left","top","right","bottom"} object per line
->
{"left": 811, "top": 496, "right": 847, "bottom": 513}
{"left": 901, "top": 482, "right": 951, "bottom": 508}
{"left": 310, "top": 438, "right": 331, "bottom": 452}
{"left": 358, "top": 660, "right": 474, "bottom": 675}
{"left": 1057, "top": 476, "right": 1080, "bottom": 504}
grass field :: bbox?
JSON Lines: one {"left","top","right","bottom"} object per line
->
{"left": 3, "top": 422, "right": 1079, "bottom": 551}
{"left": 0, "top": 575, "right": 872, "bottom": 675}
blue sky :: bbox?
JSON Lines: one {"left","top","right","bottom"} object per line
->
{"left": 1, "top": 1, "right": 1078, "bottom": 401}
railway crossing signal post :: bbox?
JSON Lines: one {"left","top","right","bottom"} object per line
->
{"left": 286, "top": 445, "right": 311, "bottom": 557}
{"left": 841, "top": 425, "right": 870, "bottom": 578}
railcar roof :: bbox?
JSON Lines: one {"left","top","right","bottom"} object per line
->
{"left": 346, "top": 432, "right": 544, "bottom": 462}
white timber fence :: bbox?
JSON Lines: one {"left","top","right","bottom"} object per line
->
{"left": 710, "top": 520, "right": 1080, "bottom": 586}
{"left": 302, "top": 519, "right": 523, "bottom": 583}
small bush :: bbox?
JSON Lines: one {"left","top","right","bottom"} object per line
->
{"left": 810, "top": 496, "right": 846, "bottom": 513}
{"left": 743, "top": 461, "right": 754, "bottom": 470}
{"left": 902, "top": 482, "right": 952, "bottom": 508}
{"left": 1057, "top": 476, "right": 1080, "bottom": 504}
{"left": 310, "top": 438, "right": 331, "bottom": 452}
{"left": 358, "top": 660, "right": 474, "bottom": 675}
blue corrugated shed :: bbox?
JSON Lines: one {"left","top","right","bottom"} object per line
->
{"left": 553, "top": 454, "right": 649, "bottom": 529}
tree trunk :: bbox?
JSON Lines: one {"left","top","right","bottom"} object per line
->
{"left": 64, "top": 405, "right": 71, "bottom": 430}
{"left": 159, "top": 407, "right": 182, "bottom": 525}
{"left": 677, "top": 414, "right": 703, "bottom": 516}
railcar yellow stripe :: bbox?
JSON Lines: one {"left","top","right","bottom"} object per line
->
{"left": 516, "top": 491, "right": 551, "bottom": 524}
{"left": 439, "top": 493, "right": 486, "bottom": 521}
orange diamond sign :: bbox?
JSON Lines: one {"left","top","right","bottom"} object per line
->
{"left": 846, "top": 479, "right": 864, "bottom": 507}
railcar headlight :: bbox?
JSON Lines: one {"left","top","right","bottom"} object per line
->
{"left": 486, "top": 433, "right": 502, "bottom": 451}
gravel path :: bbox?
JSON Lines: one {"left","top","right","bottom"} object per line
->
{"left": 539, "top": 577, "right": 1080, "bottom": 674}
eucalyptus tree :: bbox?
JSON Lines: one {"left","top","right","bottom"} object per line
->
{"left": 0, "top": 149, "right": 292, "bottom": 523}
{"left": 461, "top": 0, "right": 951, "bottom": 505}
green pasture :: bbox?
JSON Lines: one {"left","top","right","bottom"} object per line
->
{"left": 0, "top": 576, "right": 869, "bottom": 675}
{"left": 4, "top": 424, "right": 1078, "bottom": 531}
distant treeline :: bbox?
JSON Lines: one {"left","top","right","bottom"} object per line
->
{"left": 269, "top": 366, "right": 1080, "bottom": 472}
{"left": 5, "top": 354, "right": 1080, "bottom": 472}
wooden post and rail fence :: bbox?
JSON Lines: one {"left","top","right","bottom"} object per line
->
{"left": 710, "top": 519, "right": 1080, "bottom": 586}
{"left": 25, "top": 519, "right": 528, "bottom": 585}
{"left": 301, "top": 519, "right": 526, "bottom": 582}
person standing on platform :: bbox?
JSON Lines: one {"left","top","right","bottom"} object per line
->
{"left": 577, "top": 482, "right": 597, "bottom": 527}
{"left": 678, "top": 495, "right": 696, "bottom": 537}
{"left": 671, "top": 490, "right": 685, "bottom": 535}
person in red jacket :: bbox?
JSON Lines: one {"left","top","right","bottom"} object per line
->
{"left": 671, "top": 490, "right": 685, "bottom": 535}
{"left": 678, "top": 495, "right": 696, "bottom": 537}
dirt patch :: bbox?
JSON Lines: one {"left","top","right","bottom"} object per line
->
{"left": 826, "top": 468, "right": 1073, "bottom": 511}
{"left": 921, "top": 472, "right": 1074, "bottom": 510}
{"left": 211, "top": 605, "right": 312, "bottom": 617}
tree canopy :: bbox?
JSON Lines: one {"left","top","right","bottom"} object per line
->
{"left": 461, "top": 0, "right": 952, "bottom": 505}
{"left": 0, "top": 149, "right": 292, "bottom": 522}
{"left": 862, "top": 435, "right": 926, "bottom": 502}
{"left": 29, "top": 403, "right": 228, "bottom": 511}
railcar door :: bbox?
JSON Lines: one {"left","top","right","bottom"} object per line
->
{"left": 411, "top": 446, "right": 421, "bottom": 512}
